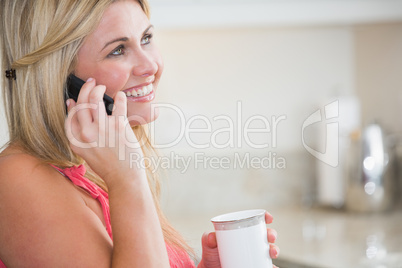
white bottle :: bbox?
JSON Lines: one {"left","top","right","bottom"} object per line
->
{"left": 316, "top": 95, "right": 360, "bottom": 208}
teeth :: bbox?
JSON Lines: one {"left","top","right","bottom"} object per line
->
{"left": 144, "top": 85, "right": 149, "bottom": 95}
{"left": 145, "top": 85, "right": 151, "bottom": 95}
{"left": 124, "top": 83, "right": 153, "bottom": 97}
{"left": 137, "top": 88, "right": 143, "bottom": 97}
{"left": 140, "top": 87, "right": 146, "bottom": 97}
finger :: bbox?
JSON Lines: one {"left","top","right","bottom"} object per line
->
{"left": 76, "top": 78, "right": 95, "bottom": 104}
{"left": 88, "top": 85, "right": 107, "bottom": 122}
{"left": 65, "top": 99, "right": 81, "bottom": 147}
{"left": 76, "top": 78, "right": 96, "bottom": 126}
{"left": 273, "top": 265, "right": 279, "bottom": 268}
{"left": 66, "top": 99, "right": 79, "bottom": 127}
{"left": 201, "top": 232, "right": 218, "bottom": 249}
{"left": 269, "top": 244, "right": 280, "bottom": 259}
{"left": 267, "top": 228, "right": 277, "bottom": 243}
{"left": 112, "top": 91, "right": 127, "bottom": 117}
{"left": 207, "top": 232, "right": 218, "bottom": 248}
{"left": 66, "top": 98, "right": 76, "bottom": 114}
{"left": 265, "top": 211, "right": 273, "bottom": 224}
{"left": 201, "top": 232, "right": 209, "bottom": 249}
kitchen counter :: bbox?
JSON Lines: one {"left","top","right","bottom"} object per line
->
{"left": 168, "top": 206, "right": 402, "bottom": 267}
{"left": 269, "top": 206, "right": 402, "bottom": 268}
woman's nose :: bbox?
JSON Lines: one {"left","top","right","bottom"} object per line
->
{"left": 131, "top": 50, "right": 158, "bottom": 77}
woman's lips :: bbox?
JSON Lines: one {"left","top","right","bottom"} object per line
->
{"left": 123, "top": 83, "right": 155, "bottom": 102}
{"left": 124, "top": 83, "right": 153, "bottom": 97}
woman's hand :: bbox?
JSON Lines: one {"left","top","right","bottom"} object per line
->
{"left": 65, "top": 78, "right": 145, "bottom": 185}
{"left": 198, "top": 212, "right": 280, "bottom": 268}
{"left": 65, "top": 78, "right": 170, "bottom": 267}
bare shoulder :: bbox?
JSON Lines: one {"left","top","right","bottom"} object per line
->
{"left": 0, "top": 148, "right": 63, "bottom": 198}
{"left": 0, "top": 147, "right": 112, "bottom": 267}
{"left": 0, "top": 148, "right": 51, "bottom": 183}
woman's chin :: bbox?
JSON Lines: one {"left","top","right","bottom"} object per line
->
{"left": 127, "top": 101, "right": 160, "bottom": 126}
{"left": 128, "top": 107, "right": 159, "bottom": 126}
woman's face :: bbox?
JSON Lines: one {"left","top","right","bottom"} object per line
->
{"left": 74, "top": 0, "right": 163, "bottom": 125}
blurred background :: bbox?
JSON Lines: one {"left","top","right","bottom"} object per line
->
{"left": 148, "top": 0, "right": 402, "bottom": 267}
{"left": 2, "top": 0, "right": 402, "bottom": 267}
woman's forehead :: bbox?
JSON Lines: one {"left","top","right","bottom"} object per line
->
{"left": 89, "top": 1, "right": 150, "bottom": 45}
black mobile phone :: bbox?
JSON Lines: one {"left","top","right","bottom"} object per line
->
{"left": 66, "top": 74, "right": 114, "bottom": 115}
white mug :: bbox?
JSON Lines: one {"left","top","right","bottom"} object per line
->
{"left": 211, "top": 209, "right": 272, "bottom": 268}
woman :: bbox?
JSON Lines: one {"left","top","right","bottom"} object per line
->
{"left": 0, "top": 0, "right": 279, "bottom": 267}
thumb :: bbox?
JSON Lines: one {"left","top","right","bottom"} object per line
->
{"left": 202, "top": 232, "right": 218, "bottom": 249}
{"left": 66, "top": 98, "right": 76, "bottom": 114}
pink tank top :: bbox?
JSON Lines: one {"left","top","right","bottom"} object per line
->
{"left": 0, "top": 164, "right": 195, "bottom": 268}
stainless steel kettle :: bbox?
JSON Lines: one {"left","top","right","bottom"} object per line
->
{"left": 345, "top": 123, "right": 396, "bottom": 212}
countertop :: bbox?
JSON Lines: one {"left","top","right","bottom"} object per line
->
{"left": 168, "top": 206, "right": 402, "bottom": 268}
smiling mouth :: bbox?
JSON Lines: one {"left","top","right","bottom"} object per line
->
{"left": 124, "top": 83, "right": 153, "bottom": 98}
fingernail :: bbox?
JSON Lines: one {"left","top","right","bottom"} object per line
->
{"left": 273, "top": 230, "right": 278, "bottom": 241}
{"left": 66, "top": 99, "right": 71, "bottom": 107}
{"left": 270, "top": 232, "right": 277, "bottom": 242}
{"left": 275, "top": 247, "right": 280, "bottom": 257}
{"left": 86, "top": 77, "right": 94, "bottom": 82}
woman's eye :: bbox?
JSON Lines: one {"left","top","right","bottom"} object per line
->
{"left": 109, "top": 45, "right": 125, "bottom": 56}
{"left": 141, "top": 34, "right": 153, "bottom": 45}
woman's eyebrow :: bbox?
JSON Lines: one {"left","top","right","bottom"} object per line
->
{"left": 143, "top": 24, "right": 154, "bottom": 35}
{"left": 101, "top": 37, "right": 129, "bottom": 51}
{"left": 101, "top": 25, "right": 154, "bottom": 52}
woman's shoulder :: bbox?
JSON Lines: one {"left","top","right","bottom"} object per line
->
{"left": 0, "top": 145, "right": 113, "bottom": 267}
{"left": 0, "top": 145, "right": 76, "bottom": 200}
{"left": 0, "top": 145, "right": 51, "bottom": 183}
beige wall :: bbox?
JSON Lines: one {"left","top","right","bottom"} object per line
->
{"left": 355, "top": 22, "right": 402, "bottom": 134}
{"left": 152, "top": 26, "right": 356, "bottom": 219}
{"left": 154, "top": 26, "right": 355, "bottom": 155}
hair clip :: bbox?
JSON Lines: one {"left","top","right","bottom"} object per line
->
{"left": 5, "top": 69, "right": 16, "bottom": 80}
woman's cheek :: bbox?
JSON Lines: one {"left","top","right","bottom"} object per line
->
{"left": 156, "top": 55, "right": 164, "bottom": 79}
{"left": 95, "top": 68, "right": 129, "bottom": 97}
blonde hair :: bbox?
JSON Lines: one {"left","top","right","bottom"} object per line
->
{"left": 1, "top": 0, "right": 192, "bottom": 257}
